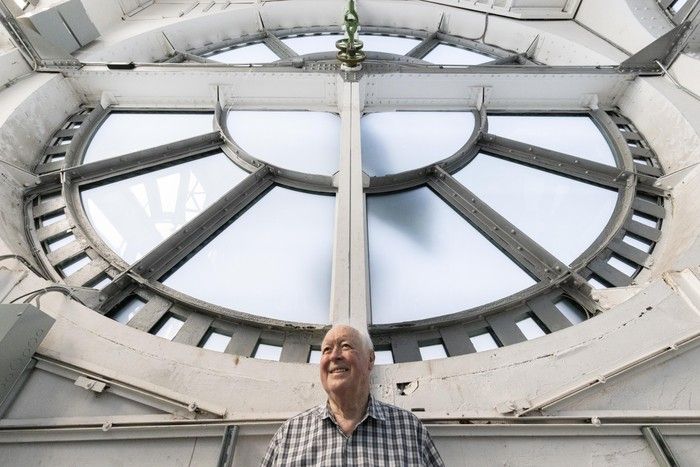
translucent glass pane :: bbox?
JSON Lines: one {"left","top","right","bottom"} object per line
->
{"left": 423, "top": 44, "right": 492, "bottom": 65}
{"left": 163, "top": 187, "right": 334, "bottom": 324}
{"left": 154, "top": 316, "right": 184, "bottom": 340}
{"left": 358, "top": 35, "right": 420, "bottom": 55}
{"left": 419, "top": 343, "right": 448, "bottom": 361}
{"left": 255, "top": 343, "right": 282, "bottom": 361}
{"left": 308, "top": 349, "right": 322, "bottom": 364}
{"left": 487, "top": 115, "right": 616, "bottom": 166}
{"left": 227, "top": 111, "right": 340, "bottom": 175}
{"left": 60, "top": 255, "right": 90, "bottom": 276}
{"left": 588, "top": 276, "right": 609, "bottom": 289}
{"left": 361, "top": 112, "right": 474, "bottom": 176}
{"left": 46, "top": 233, "right": 75, "bottom": 252}
{"left": 632, "top": 212, "right": 658, "bottom": 227}
{"left": 607, "top": 255, "right": 637, "bottom": 276}
{"left": 554, "top": 298, "right": 586, "bottom": 325}
{"left": 41, "top": 212, "right": 66, "bottom": 227}
{"left": 281, "top": 34, "right": 341, "bottom": 55}
{"left": 202, "top": 332, "right": 231, "bottom": 352}
{"left": 368, "top": 187, "right": 536, "bottom": 324}
{"left": 89, "top": 276, "right": 112, "bottom": 290}
{"left": 516, "top": 317, "right": 546, "bottom": 340}
{"left": 454, "top": 154, "right": 618, "bottom": 265}
{"left": 82, "top": 153, "right": 248, "bottom": 264}
{"left": 111, "top": 297, "right": 145, "bottom": 324}
{"left": 672, "top": 0, "right": 689, "bottom": 12}
{"left": 374, "top": 350, "right": 394, "bottom": 365}
{"left": 470, "top": 332, "right": 499, "bottom": 352}
{"left": 622, "top": 234, "right": 653, "bottom": 253}
{"left": 207, "top": 43, "right": 279, "bottom": 64}
{"left": 281, "top": 34, "right": 419, "bottom": 55}
{"left": 84, "top": 113, "right": 213, "bottom": 163}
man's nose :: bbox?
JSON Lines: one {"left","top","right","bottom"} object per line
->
{"left": 330, "top": 346, "right": 343, "bottom": 359}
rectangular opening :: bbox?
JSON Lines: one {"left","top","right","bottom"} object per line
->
{"left": 40, "top": 212, "right": 66, "bottom": 227}
{"left": 374, "top": 345, "right": 394, "bottom": 365}
{"left": 58, "top": 254, "right": 90, "bottom": 277}
{"left": 469, "top": 329, "right": 499, "bottom": 352}
{"left": 110, "top": 297, "right": 146, "bottom": 324}
{"left": 588, "top": 274, "right": 612, "bottom": 289}
{"left": 554, "top": 297, "right": 587, "bottom": 325}
{"left": 38, "top": 192, "right": 62, "bottom": 205}
{"left": 516, "top": 315, "right": 547, "bottom": 340}
{"left": 622, "top": 233, "right": 653, "bottom": 253}
{"left": 418, "top": 341, "right": 448, "bottom": 361}
{"left": 632, "top": 211, "right": 658, "bottom": 228}
{"left": 200, "top": 330, "right": 231, "bottom": 352}
{"left": 254, "top": 342, "right": 282, "bottom": 361}
{"left": 607, "top": 254, "right": 638, "bottom": 277}
{"left": 308, "top": 346, "right": 321, "bottom": 364}
{"left": 87, "top": 275, "right": 112, "bottom": 290}
{"left": 153, "top": 314, "right": 185, "bottom": 340}
{"left": 45, "top": 232, "right": 75, "bottom": 252}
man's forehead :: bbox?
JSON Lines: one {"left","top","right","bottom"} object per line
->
{"left": 322, "top": 326, "right": 360, "bottom": 345}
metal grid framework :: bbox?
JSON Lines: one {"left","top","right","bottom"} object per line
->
{"left": 22, "top": 26, "right": 667, "bottom": 364}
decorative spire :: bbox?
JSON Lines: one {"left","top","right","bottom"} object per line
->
{"left": 336, "top": 0, "right": 366, "bottom": 69}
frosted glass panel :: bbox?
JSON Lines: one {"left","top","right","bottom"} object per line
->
{"left": 308, "top": 349, "right": 322, "bottom": 364}
{"left": 454, "top": 154, "right": 618, "bottom": 265}
{"left": 227, "top": 111, "right": 340, "bottom": 175}
{"left": 60, "top": 255, "right": 90, "bottom": 276}
{"left": 632, "top": 212, "right": 658, "bottom": 227}
{"left": 202, "top": 332, "right": 231, "bottom": 352}
{"left": 362, "top": 112, "right": 474, "bottom": 176}
{"left": 111, "top": 297, "right": 145, "bottom": 324}
{"left": 255, "top": 343, "right": 282, "bottom": 361}
{"left": 358, "top": 35, "right": 420, "bottom": 55}
{"left": 163, "top": 187, "right": 334, "bottom": 324}
{"left": 89, "top": 276, "right": 112, "bottom": 290}
{"left": 555, "top": 298, "right": 586, "bottom": 325}
{"left": 419, "top": 343, "right": 447, "bottom": 361}
{"left": 374, "top": 350, "right": 394, "bottom": 365}
{"left": 488, "top": 115, "right": 616, "bottom": 166}
{"left": 281, "top": 34, "right": 418, "bottom": 55}
{"left": 368, "top": 187, "right": 536, "bottom": 324}
{"left": 470, "top": 332, "right": 499, "bottom": 352}
{"left": 82, "top": 153, "right": 248, "bottom": 264}
{"left": 154, "top": 316, "right": 184, "bottom": 340}
{"left": 41, "top": 212, "right": 66, "bottom": 227}
{"left": 672, "top": 0, "right": 689, "bottom": 12}
{"left": 46, "top": 233, "right": 75, "bottom": 252}
{"left": 423, "top": 44, "right": 492, "bottom": 65}
{"left": 608, "top": 255, "right": 636, "bottom": 276}
{"left": 84, "top": 113, "right": 213, "bottom": 163}
{"left": 622, "top": 234, "right": 652, "bottom": 253}
{"left": 208, "top": 43, "right": 279, "bottom": 64}
{"left": 516, "top": 317, "right": 546, "bottom": 340}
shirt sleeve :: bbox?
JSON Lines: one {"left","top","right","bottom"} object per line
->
{"left": 260, "top": 423, "right": 286, "bottom": 467}
{"left": 420, "top": 423, "right": 445, "bottom": 467}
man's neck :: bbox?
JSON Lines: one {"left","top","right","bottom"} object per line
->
{"left": 327, "top": 392, "right": 370, "bottom": 436}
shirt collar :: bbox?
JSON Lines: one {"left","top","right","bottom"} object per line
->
{"left": 317, "top": 395, "right": 387, "bottom": 422}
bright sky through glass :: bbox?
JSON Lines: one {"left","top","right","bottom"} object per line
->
{"left": 281, "top": 34, "right": 420, "bottom": 55}
{"left": 368, "top": 187, "right": 536, "bottom": 324}
{"left": 487, "top": 115, "right": 616, "bottom": 166}
{"left": 81, "top": 152, "right": 248, "bottom": 264}
{"left": 227, "top": 111, "right": 340, "bottom": 175}
{"left": 454, "top": 153, "right": 618, "bottom": 265}
{"left": 423, "top": 44, "right": 492, "bottom": 65}
{"left": 84, "top": 113, "right": 213, "bottom": 163}
{"left": 361, "top": 112, "right": 474, "bottom": 176}
{"left": 163, "top": 187, "right": 334, "bottom": 324}
{"left": 208, "top": 43, "right": 279, "bottom": 63}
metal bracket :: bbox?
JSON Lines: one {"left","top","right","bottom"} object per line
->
{"left": 619, "top": 22, "right": 693, "bottom": 74}
{"left": 75, "top": 375, "right": 107, "bottom": 393}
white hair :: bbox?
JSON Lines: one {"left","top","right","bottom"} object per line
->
{"left": 326, "top": 324, "right": 374, "bottom": 353}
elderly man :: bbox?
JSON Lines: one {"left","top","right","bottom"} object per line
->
{"left": 261, "top": 324, "right": 444, "bottom": 466}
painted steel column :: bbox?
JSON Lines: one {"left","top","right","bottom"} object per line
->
{"left": 330, "top": 79, "right": 369, "bottom": 329}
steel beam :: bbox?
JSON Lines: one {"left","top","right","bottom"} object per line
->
{"left": 129, "top": 167, "right": 273, "bottom": 281}
{"left": 479, "top": 133, "right": 627, "bottom": 189}
{"left": 65, "top": 132, "right": 224, "bottom": 187}
{"left": 641, "top": 426, "right": 680, "bottom": 467}
{"left": 428, "top": 167, "right": 569, "bottom": 283}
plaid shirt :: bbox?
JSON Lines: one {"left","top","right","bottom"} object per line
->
{"left": 261, "top": 396, "right": 444, "bottom": 466}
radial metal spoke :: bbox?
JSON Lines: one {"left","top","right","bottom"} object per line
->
{"left": 64, "top": 132, "right": 224, "bottom": 187}
{"left": 128, "top": 166, "right": 273, "bottom": 282}
{"left": 405, "top": 33, "right": 439, "bottom": 59}
{"left": 428, "top": 167, "right": 570, "bottom": 283}
{"left": 479, "top": 133, "right": 628, "bottom": 189}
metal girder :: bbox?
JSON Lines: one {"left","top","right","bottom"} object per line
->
{"left": 64, "top": 132, "right": 224, "bottom": 187}
{"left": 619, "top": 21, "right": 694, "bottom": 73}
{"left": 128, "top": 167, "right": 273, "bottom": 282}
{"left": 263, "top": 32, "right": 298, "bottom": 59}
{"left": 641, "top": 426, "right": 680, "bottom": 467}
{"left": 216, "top": 425, "right": 240, "bottom": 467}
{"left": 428, "top": 167, "right": 569, "bottom": 283}
{"left": 479, "top": 133, "right": 628, "bottom": 190}
{"left": 405, "top": 33, "right": 439, "bottom": 59}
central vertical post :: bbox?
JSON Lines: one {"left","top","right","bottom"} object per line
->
{"left": 330, "top": 78, "right": 369, "bottom": 330}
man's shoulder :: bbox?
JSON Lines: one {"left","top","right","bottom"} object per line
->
{"left": 372, "top": 398, "right": 423, "bottom": 425}
{"left": 280, "top": 404, "right": 324, "bottom": 428}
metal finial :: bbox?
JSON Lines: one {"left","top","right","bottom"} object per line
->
{"left": 336, "top": 0, "right": 365, "bottom": 69}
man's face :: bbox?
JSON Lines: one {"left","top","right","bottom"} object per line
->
{"left": 320, "top": 326, "right": 374, "bottom": 400}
